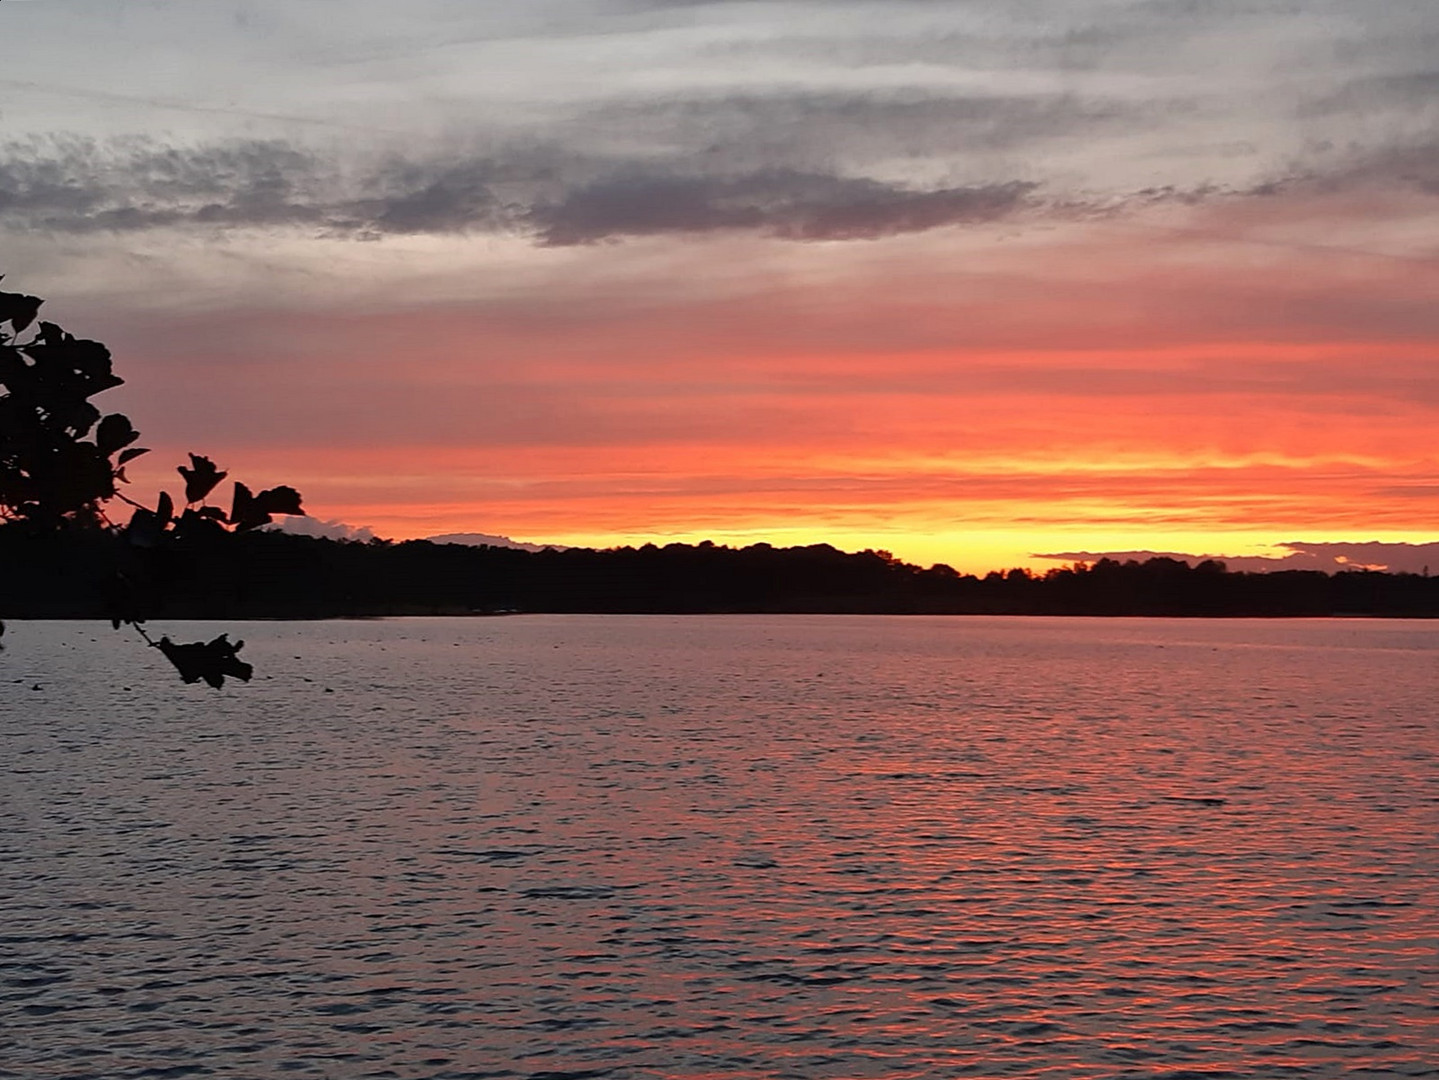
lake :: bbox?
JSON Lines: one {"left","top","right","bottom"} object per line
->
{"left": 2, "top": 616, "right": 1436, "bottom": 1078}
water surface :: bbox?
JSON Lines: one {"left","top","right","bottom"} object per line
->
{"left": 3, "top": 616, "right": 1436, "bottom": 1078}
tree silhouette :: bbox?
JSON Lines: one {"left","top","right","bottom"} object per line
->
{"left": 0, "top": 279, "right": 303, "bottom": 686}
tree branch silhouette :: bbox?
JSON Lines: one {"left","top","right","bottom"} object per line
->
{"left": 0, "top": 278, "right": 303, "bottom": 686}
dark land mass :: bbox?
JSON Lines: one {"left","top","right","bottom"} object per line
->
{"left": 5, "top": 528, "right": 1439, "bottom": 619}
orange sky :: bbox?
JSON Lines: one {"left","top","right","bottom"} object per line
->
{"left": 92, "top": 202, "right": 1439, "bottom": 573}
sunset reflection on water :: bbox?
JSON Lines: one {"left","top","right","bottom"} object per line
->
{"left": 3, "top": 616, "right": 1436, "bottom": 1078}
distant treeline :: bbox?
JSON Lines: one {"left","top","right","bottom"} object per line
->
{"left": 4, "top": 528, "right": 1438, "bottom": 618}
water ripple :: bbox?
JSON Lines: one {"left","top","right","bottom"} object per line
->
{"left": 2, "top": 615, "right": 1436, "bottom": 1078}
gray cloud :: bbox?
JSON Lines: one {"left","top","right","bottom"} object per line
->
{"left": 6, "top": 1, "right": 1437, "bottom": 176}
{"left": 354, "top": 157, "right": 512, "bottom": 234}
{"left": 0, "top": 136, "right": 328, "bottom": 233}
{"left": 4, "top": 43, "right": 1438, "bottom": 248}
{"left": 572, "top": 89, "right": 1153, "bottom": 173}
{"left": 530, "top": 171, "right": 1036, "bottom": 244}
{"left": 1300, "top": 69, "right": 1439, "bottom": 118}
{"left": 0, "top": 134, "right": 1043, "bottom": 244}
{"left": 5, "top": 0, "right": 1437, "bottom": 247}
{"left": 1342, "top": 142, "right": 1439, "bottom": 196}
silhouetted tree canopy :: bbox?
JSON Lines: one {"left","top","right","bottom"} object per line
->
{"left": 0, "top": 279, "right": 303, "bottom": 685}
{"left": 0, "top": 283, "right": 139, "bottom": 530}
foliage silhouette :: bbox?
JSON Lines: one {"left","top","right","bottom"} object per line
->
{"left": 0, "top": 282, "right": 137, "bottom": 530}
{"left": 0, "top": 280, "right": 303, "bottom": 686}
{"left": 155, "top": 634, "right": 253, "bottom": 688}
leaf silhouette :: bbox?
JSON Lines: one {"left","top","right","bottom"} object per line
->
{"left": 0, "top": 290, "right": 43, "bottom": 335}
{"left": 155, "top": 634, "right": 253, "bottom": 688}
{"left": 102, "top": 574, "right": 147, "bottom": 631}
{"left": 171, "top": 505, "right": 228, "bottom": 540}
{"left": 256, "top": 484, "right": 303, "bottom": 517}
{"left": 229, "top": 482, "right": 304, "bottom": 531}
{"left": 34, "top": 321, "right": 64, "bottom": 346}
{"left": 0, "top": 343, "right": 27, "bottom": 385}
{"left": 126, "top": 507, "right": 164, "bottom": 548}
{"left": 118, "top": 446, "right": 150, "bottom": 465}
{"left": 178, "top": 453, "right": 226, "bottom": 504}
{"left": 95, "top": 413, "right": 140, "bottom": 455}
{"left": 229, "top": 481, "right": 258, "bottom": 529}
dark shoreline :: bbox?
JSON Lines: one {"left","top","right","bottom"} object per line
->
{"left": 6, "top": 529, "right": 1439, "bottom": 621}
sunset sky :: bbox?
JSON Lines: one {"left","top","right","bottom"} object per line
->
{"left": 3, "top": 0, "right": 1437, "bottom": 572}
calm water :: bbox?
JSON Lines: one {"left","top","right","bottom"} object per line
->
{"left": 2, "top": 616, "right": 1437, "bottom": 1079}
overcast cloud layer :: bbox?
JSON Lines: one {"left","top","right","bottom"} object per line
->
{"left": 2, "top": 0, "right": 1437, "bottom": 247}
